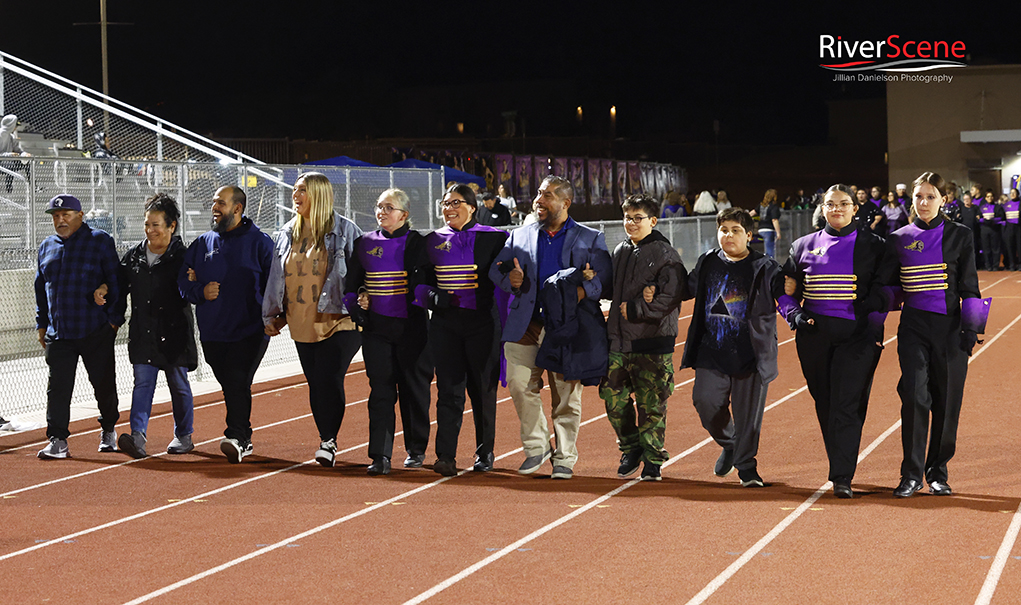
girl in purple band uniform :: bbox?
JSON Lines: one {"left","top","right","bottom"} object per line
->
{"left": 1001, "top": 188, "right": 1021, "bottom": 271}
{"left": 878, "top": 172, "right": 988, "bottom": 498}
{"left": 344, "top": 189, "right": 433, "bottom": 476}
{"left": 978, "top": 189, "right": 1005, "bottom": 270}
{"left": 414, "top": 184, "right": 508, "bottom": 477}
{"left": 778, "top": 184, "right": 888, "bottom": 498}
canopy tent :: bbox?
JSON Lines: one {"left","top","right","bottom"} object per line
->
{"left": 387, "top": 158, "right": 485, "bottom": 187}
{"left": 304, "top": 155, "right": 377, "bottom": 167}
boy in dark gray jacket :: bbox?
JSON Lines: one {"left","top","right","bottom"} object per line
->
{"left": 599, "top": 195, "right": 687, "bottom": 481}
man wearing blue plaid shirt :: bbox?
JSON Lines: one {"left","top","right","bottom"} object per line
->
{"left": 35, "top": 194, "right": 122, "bottom": 459}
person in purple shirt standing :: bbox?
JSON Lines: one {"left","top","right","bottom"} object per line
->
{"left": 35, "top": 194, "right": 122, "bottom": 459}
{"left": 414, "top": 184, "right": 508, "bottom": 477}
{"left": 1001, "top": 188, "right": 1020, "bottom": 271}
{"left": 978, "top": 190, "right": 1005, "bottom": 270}
{"left": 878, "top": 172, "right": 988, "bottom": 498}
{"left": 778, "top": 184, "right": 887, "bottom": 498}
{"left": 881, "top": 190, "right": 909, "bottom": 237}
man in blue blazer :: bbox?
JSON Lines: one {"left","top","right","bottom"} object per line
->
{"left": 490, "top": 176, "right": 612, "bottom": 479}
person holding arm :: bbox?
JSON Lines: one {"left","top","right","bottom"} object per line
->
{"left": 263, "top": 172, "right": 363, "bottom": 468}
{"left": 415, "top": 184, "right": 508, "bottom": 476}
{"left": 343, "top": 188, "right": 432, "bottom": 474}
{"left": 777, "top": 184, "right": 887, "bottom": 498}
{"left": 877, "top": 172, "right": 988, "bottom": 497}
{"left": 179, "top": 186, "right": 273, "bottom": 464}
{"left": 105, "top": 193, "right": 197, "bottom": 458}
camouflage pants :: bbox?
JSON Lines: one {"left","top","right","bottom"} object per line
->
{"left": 599, "top": 351, "right": 674, "bottom": 465}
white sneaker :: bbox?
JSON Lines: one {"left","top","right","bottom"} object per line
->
{"left": 38, "top": 437, "right": 69, "bottom": 459}
{"left": 315, "top": 438, "right": 337, "bottom": 467}
{"left": 98, "top": 430, "right": 117, "bottom": 452}
{"left": 167, "top": 434, "right": 194, "bottom": 455}
{"left": 220, "top": 437, "right": 252, "bottom": 464}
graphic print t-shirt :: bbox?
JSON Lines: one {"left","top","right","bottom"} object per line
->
{"left": 695, "top": 250, "right": 755, "bottom": 375}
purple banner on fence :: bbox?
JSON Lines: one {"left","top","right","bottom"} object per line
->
{"left": 496, "top": 154, "right": 514, "bottom": 193}
{"left": 602, "top": 160, "right": 614, "bottom": 205}
{"left": 570, "top": 158, "right": 585, "bottom": 204}
{"left": 553, "top": 157, "right": 568, "bottom": 178}
{"left": 587, "top": 159, "right": 602, "bottom": 206}
{"left": 535, "top": 156, "right": 551, "bottom": 189}
{"left": 515, "top": 156, "right": 533, "bottom": 202}
{"left": 628, "top": 162, "right": 642, "bottom": 195}
{"left": 617, "top": 162, "right": 628, "bottom": 204}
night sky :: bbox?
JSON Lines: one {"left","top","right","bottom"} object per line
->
{"left": 6, "top": 3, "right": 1021, "bottom": 146}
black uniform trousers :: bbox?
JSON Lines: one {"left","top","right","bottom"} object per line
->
{"left": 897, "top": 307, "right": 967, "bottom": 483}
{"left": 362, "top": 315, "right": 432, "bottom": 461}
{"left": 795, "top": 315, "right": 882, "bottom": 482}
{"left": 294, "top": 329, "right": 361, "bottom": 443}
{"left": 429, "top": 306, "right": 499, "bottom": 463}
{"left": 44, "top": 322, "right": 120, "bottom": 440}
{"left": 202, "top": 331, "right": 270, "bottom": 442}
{"left": 1003, "top": 223, "right": 1020, "bottom": 270}
{"left": 980, "top": 224, "right": 1001, "bottom": 270}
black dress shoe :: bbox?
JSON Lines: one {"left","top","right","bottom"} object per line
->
{"left": 893, "top": 478, "right": 922, "bottom": 498}
{"left": 472, "top": 451, "right": 494, "bottom": 472}
{"left": 833, "top": 481, "right": 853, "bottom": 499}
{"left": 367, "top": 457, "right": 391, "bottom": 476}
{"left": 433, "top": 458, "right": 458, "bottom": 477}
{"left": 929, "top": 480, "right": 953, "bottom": 496}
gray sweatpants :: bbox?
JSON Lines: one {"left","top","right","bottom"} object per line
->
{"left": 692, "top": 368, "right": 767, "bottom": 471}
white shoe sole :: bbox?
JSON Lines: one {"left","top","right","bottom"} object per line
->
{"left": 220, "top": 439, "right": 242, "bottom": 464}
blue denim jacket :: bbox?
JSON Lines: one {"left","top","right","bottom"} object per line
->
{"left": 262, "top": 211, "right": 363, "bottom": 324}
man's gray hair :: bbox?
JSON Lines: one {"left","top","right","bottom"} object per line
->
{"left": 542, "top": 175, "right": 573, "bottom": 202}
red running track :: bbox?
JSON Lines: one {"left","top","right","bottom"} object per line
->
{"left": 2, "top": 271, "right": 1021, "bottom": 604}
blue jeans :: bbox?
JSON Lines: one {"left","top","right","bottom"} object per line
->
{"left": 760, "top": 229, "right": 777, "bottom": 258}
{"left": 131, "top": 364, "right": 194, "bottom": 437}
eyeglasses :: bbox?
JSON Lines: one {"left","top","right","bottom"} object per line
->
{"left": 623, "top": 215, "right": 650, "bottom": 224}
{"left": 822, "top": 202, "right": 855, "bottom": 210}
{"left": 440, "top": 199, "right": 464, "bottom": 209}
{"left": 375, "top": 204, "right": 401, "bottom": 215}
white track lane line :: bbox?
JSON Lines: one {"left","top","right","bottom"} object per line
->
{"left": 113, "top": 330, "right": 792, "bottom": 603}
{"left": 0, "top": 389, "right": 491, "bottom": 563}
{"left": 686, "top": 311, "right": 1021, "bottom": 605}
{"left": 972, "top": 310, "right": 1021, "bottom": 605}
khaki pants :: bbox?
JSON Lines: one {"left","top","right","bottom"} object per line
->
{"left": 504, "top": 325, "right": 583, "bottom": 469}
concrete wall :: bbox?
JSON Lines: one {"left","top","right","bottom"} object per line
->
{"left": 887, "top": 64, "right": 1021, "bottom": 195}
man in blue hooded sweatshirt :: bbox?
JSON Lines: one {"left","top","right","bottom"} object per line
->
{"left": 179, "top": 186, "right": 273, "bottom": 463}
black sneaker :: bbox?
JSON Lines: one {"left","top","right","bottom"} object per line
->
{"left": 367, "top": 457, "right": 391, "bottom": 476}
{"left": 404, "top": 453, "right": 425, "bottom": 468}
{"left": 641, "top": 462, "right": 662, "bottom": 481}
{"left": 738, "top": 467, "right": 765, "bottom": 488}
{"left": 473, "top": 451, "right": 494, "bottom": 472}
{"left": 617, "top": 450, "right": 642, "bottom": 478}
{"left": 714, "top": 448, "right": 735, "bottom": 477}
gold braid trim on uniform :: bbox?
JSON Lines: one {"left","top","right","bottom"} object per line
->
{"left": 804, "top": 274, "right": 856, "bottom": 283}
{"left": 899, "top": 273, "right": 948, "bottom": 283}
{"left": 902, "top": 283, "right": 949, "bottom": 292}
{"left": 803, "top": 293, "right": 857, "bottom": 300}
{"left": 900, "top": 263, "right": 947, "bottom": 274}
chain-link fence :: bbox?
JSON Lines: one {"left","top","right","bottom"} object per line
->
{"left": 0, "top": 154, "right": 815, "bottom": 422}
{"left": 0, "top": 158, "right": 448, "bottom": 420}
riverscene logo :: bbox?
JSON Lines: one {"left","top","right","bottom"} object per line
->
{"left": 820, "top": 34, "right": 966, "bottom": 82}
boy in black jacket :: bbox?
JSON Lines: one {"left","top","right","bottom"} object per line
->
{"left": 681, "top": 207, "right": 785, "bottom": 487}
{"left": 599, "top": 195, "right": 687, "bottom": 481}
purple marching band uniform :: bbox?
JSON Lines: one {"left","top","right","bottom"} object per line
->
{"left": 978, "top": 199, "right": 1005, "bottom": 270}
{"left": 878, "top": 214, "right": 989, "bottom": 488}
{"left": 413, "top": 220, "right": 508, "bottom": 467}
{"left": 778, "top": 223, "right": 887, "bottom": 485}
{"left": 1001, "top": 198, "right": 1020, "bottom": 271}
{"left": 344, "top": 225, "right": 433, "bottom": 466}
